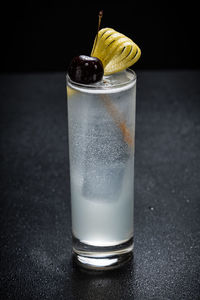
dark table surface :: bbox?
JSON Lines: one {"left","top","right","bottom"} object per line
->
{"left": 1, "top": 71, "right": 200, "bottom": 300}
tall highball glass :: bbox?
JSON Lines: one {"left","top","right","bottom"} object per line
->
{"left": 67, "top": 69, "right": 136, "bottom": 270}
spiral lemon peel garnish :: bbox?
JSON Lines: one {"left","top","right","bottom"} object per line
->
{"left": 91, "top": 28, "right": 141, "bottom": 75}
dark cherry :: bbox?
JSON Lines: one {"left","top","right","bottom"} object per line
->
{"left": 68, "top": 55, "right": 104, "bottom": 84}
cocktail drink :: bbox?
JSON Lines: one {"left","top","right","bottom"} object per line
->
{"left": 66, "top": 13, "right": 141, "bottom": 270}
{"left": 67, "top": 70, "right": 136, "bottom": 269}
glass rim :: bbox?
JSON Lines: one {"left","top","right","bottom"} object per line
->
{"left": 66, "top": 69, "right": 136, "bottom": 94}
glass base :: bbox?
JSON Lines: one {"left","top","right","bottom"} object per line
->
{"left": 72, "top": 236, "right": 133, "bottom": 270}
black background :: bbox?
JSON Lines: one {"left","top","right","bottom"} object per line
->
{"left": 1, "top": 1, "right": 200, "bottom": 72}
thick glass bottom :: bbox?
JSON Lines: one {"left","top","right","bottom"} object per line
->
{"left": 72, "top": 235, "right": 133, "bottom": 270}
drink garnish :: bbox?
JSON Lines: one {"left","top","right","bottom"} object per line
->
{"left": 91, "top": 28, "right": 141, "bottom": 75}
{"left": 68, "top": 11, "right": 141, "bottom": 84}
{"left": 68, "top": 55, "right": 104, "bottom": 84}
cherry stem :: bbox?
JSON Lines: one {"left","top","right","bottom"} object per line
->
{"left": 91, "top": 10, "right": 103, "bottom": 56}
{"left": 97, "top": 10, "right": 103, "bottom": 33}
